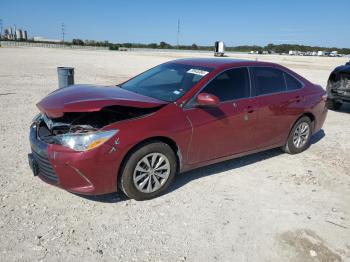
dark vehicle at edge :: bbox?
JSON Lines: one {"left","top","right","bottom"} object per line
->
{"left": 326, "top": 60, "right": 350, "bottom": 110}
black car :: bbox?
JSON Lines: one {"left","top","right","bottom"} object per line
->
{"left": 326, "top": 60, "right": 350, "bottom": 110}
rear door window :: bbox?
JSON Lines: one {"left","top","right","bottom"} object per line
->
{"left": 251, "top": 67, "right": 286, "bottom": 95}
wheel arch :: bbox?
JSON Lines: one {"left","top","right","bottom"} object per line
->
{"left": 118, "top": 136, "right": 182, "bottom": 183}
{"left": 291, "top": 112, "right": 316, "bottom": 135}
{"left": 328, "top": 72, "right": 338, "bottom": 82}
{"left": 327, "top": 72, "right": 340, "bottom": 91}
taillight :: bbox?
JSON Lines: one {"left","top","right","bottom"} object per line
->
{"left": 321, "top": 93, "right": 328, "bottom": 101}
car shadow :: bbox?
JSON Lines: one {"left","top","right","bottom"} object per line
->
{"left": 311, "top": 129, "right": 325, "bottom": 144}
{"left": 166, "top": 129, "right": 326, "bottom": 196}
{"left": 166, "top": 148, "right": 282, "bottom": 195}
{"left": 74, "top": 129, "right": 326, "bottom": 203}
{"left": 74, "top": 192, "right": 127, "bottom": 203}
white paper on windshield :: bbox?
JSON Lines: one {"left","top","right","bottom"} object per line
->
{"left": 187, "top": 69, "right": 209, "bottom": 76}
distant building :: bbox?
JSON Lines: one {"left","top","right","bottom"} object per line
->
{"left": 33, "top": 36, "right": 61, "bottom": 43}
{"left": 15, "top": 29, "right": 22, "bottom": 40}
{"left": 23, "top": 30, "right": 28, "bottom": 40}
{"left": 4, "top": 27, "right": 15, "bottom": 39}
{"left": 2, "top": 26, "right": 28, "bottom": 40}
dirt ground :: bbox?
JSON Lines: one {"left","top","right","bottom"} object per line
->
{"left": 0, "top": 47, "right": 349, "bottom": 262}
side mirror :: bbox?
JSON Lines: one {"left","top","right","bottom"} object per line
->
{"left": 196, "top": 93, "right": 220, "bottom": 107}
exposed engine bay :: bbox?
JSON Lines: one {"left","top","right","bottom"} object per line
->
{"left": 327, "top": 60, "right": 350, "bottom": 100}
{"left": 328, "top": 73, "right": 350, "bottom": 95}
{"left": 36, "top": 105, "right": 162, "bottom": 144}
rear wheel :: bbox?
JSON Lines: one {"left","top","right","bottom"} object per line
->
{"left": 119, "top": 141, "right": 177, "bottom": 200}
{"left": 326, "top": 99, "right": 342, "bottom": 110}
{"left": 283, "top": 116, "right": 312, "bottom": 154}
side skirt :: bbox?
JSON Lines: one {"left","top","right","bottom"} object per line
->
{"left": 180, "top": 143, "right": 284, "bottom": 173}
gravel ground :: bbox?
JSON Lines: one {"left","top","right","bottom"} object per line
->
{"left": 0, "top": 47, "right": 349, "bottom": 262}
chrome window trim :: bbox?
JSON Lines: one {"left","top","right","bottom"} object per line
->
{"left": 183, "top": 65, "right": 305, "bottom": 110}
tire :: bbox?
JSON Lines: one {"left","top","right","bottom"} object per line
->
{"left": 119, "top": 141, "right": 177, "bottom": 200}
{"left": 282, "top": 116, "right": 312, "bottom": 154}
{"left": 326, "top": 99, "right": 342, "bottom": 110}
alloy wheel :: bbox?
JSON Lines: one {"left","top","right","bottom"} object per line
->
{"left": 292, "top": 122, "right": 310, "bottom": 148}
{"left": 133, "top": 153, "right": 171, "bottom": 193}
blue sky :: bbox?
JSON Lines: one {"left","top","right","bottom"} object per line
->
{"left": 1, "top": 0, "right": 349, "bottom": 48}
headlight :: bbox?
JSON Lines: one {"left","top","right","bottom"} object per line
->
{"left": 55, "top": 129, "right": 118, "bottom": 152}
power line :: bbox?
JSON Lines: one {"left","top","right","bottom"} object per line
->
{"left": 0, "top": 19, "right": 3, "bottom": 39}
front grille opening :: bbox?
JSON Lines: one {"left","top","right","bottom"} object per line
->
{"left": 32, "top": 151, "right": 59, "bottom": 183}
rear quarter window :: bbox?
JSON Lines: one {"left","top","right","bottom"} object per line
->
{"left": 284, "top": 73, "right": 303, "bottom": 90}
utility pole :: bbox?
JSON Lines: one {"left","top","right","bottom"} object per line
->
{"left": 177, "top": 19, "right": 180, "bottom": 49}
{"left": 13, "top": 24, "right": 16, "bottom": 40}
{"left": 0, "top": 19, "right": 3, "bottom": 39}
{"left": 61, "top": 23, "right": 66, "bottom": 43}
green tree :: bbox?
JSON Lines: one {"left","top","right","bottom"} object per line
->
{"left": 159, "top": 41, "right": 172, "bottom": 49}
{"left": 148, "top": 43, "right": 158, "bottom": 49}
{"left": 72, "top": 39, "right": 84, "bottom": 46}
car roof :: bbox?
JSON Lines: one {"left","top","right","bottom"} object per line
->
{"left": 171, "top": 58, "right": 279, "bottom": 69}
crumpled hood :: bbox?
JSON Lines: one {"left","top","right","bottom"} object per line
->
{"left": 37, "top": 84, "right": 167, "bottom": 118}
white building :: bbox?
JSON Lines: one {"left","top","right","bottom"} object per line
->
{"left": 33, "top": 36, "right": 61, "bottom": 43}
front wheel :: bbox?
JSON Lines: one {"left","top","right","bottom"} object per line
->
{"left": 282, "top": 116, "right": 312, "bottom": 154}
{"left": 119, "top": 141, "right": 177, "bottom": 200}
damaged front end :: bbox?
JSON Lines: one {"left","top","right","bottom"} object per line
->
{"left": 33, "top": 84, "right": 167, "bottom": 149}
{"left": 28, "top": 84, "right": 167, "bottom": 194}
{"left": 29, "top": 105, "right": 163, "bottom": 194}
{"left": 327, "top": 68, "right": 350, "bottom": 102}
{"left": 34, "top": 105, "right": 162, "bottom": 151}
{"left": 35, "top": 106, "right": 159, "bottom": 151}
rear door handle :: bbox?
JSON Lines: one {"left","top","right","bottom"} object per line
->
{"left": 290, "top": 96, "right": 303, "bottom": 103}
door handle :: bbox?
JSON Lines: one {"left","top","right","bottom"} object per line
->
{"left": 245, "top": 106, "right": 256, "bottom": 114}
{"left": 290, "top": 96, "right": 303, "bottom": 103}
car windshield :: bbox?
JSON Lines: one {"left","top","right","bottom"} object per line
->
{"left": 120, "top": 63, "right": 213, "bottom": 102}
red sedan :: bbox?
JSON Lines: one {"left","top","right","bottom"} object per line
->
{"left": 28, "top": 58, "right": 328, "bottom": 200}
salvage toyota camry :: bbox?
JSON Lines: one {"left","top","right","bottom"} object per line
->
{"left": 28, "top": 58, "right": 328, "bottom": 200}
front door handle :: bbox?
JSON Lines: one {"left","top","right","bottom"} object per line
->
{"left": 246, "top": 106, "right": 256, "bottom": 114}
